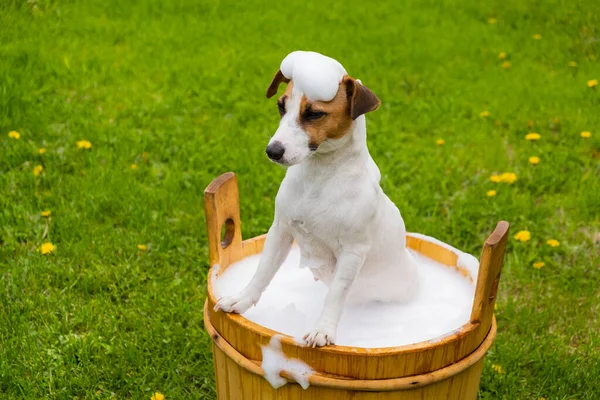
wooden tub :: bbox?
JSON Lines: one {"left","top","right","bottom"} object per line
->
{"left": 203, "top": 172, "right": 509, "bottom": 400}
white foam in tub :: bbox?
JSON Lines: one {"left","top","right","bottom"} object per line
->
{"left": 213, "top": 234, "right": 479, "bottom": 349}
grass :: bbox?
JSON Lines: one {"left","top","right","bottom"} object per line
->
{"left": 1, "top": 0, "right": 599, "bottom": 398}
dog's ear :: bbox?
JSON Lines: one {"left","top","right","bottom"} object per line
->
{"left": 266, "top": 69, "right": 290, "bottom": 98}
{"left": 343, "top": 76, "right": 381, "bottom": 120}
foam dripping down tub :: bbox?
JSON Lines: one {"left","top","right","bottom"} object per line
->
{"left": 204, "top": 172, "right": 509, "bottom": 400}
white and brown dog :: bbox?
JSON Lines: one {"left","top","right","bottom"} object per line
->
{"left": 215, "top": 51, "right": 419, "bottom": 347}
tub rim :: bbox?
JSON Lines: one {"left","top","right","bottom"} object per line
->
{"left": 204, "top": 299, "right": 497, "bottom": 391}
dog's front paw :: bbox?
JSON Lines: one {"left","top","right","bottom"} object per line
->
{"left": 213, "top": 292, "right": 257, "bottom": 314}
{"left": 303, "top": 328, "right": 336, "bottom": 348}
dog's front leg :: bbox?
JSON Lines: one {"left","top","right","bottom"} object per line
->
{"left": 214, "top": 223, "right": 293, "bottom": 314}
{"left": 304, "top": 250, "right": 365, "bottom": 347}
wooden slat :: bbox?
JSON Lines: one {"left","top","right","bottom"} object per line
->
{"left": 470, "top": 221, "right": 509, "bottom": 344}
{"left": 204, "top": 172, "right": 244, "bottom": 275}
{"left": 210, "top": 341, "right": 487, "bottom": 399}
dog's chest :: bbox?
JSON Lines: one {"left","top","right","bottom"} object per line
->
{"left": 277, "top": 179, "right": 342, "bottom": 238}
{"left": 276, "top": 177, "right": 343, "bottom": 275}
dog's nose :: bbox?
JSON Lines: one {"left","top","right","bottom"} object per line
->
{"left": 266, "top": 141, "right": 285, "bottom": 161}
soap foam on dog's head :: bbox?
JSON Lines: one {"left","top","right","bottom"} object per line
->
{"left": 280, "top": 51, "right": 347, "bottom": 102}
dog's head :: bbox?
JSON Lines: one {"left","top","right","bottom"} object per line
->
{"left": 264, "top": 51, "right": 380, "bottom": 166}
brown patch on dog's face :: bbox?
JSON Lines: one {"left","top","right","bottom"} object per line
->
{"left": 297, "top": 82, "right": 354, "bottom": 150}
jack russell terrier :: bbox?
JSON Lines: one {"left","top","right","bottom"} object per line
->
{"left": 214, "top": 51, "right": 419, "bottom": 347}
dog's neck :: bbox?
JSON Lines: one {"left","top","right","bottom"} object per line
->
{"left": 294, "top": 115, "right": 380, "bottom": 183}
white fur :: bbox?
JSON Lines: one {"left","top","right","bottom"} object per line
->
{"left": 215, "top": 53, "right": 419, "bottom": 347}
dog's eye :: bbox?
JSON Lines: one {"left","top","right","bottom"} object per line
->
{"left": 304, "top": 110, "right": 327, "bottom": 121}
{"left": 277, "top": 101, "right": 286, "bottom": 116}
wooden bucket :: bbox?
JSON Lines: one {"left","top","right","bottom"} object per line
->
{"left": 203, "top": 172, "right": 509, "bottom": 400}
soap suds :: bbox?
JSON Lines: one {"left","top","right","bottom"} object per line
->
{"left": 213, "top": 235, "right": 480, "bottom": 348}
{"left": 261, "top": 335, "right": 314, "bottom": 389}
{"left": 280, "top": 51, "right": 347, "bottom": 102}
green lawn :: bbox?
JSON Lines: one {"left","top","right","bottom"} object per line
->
{"left": 1, "top": 0, "right": 599, "bottom": 398}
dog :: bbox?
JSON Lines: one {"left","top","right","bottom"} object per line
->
{"left": 214, "top": 51, "right": 419, "bottom": 347}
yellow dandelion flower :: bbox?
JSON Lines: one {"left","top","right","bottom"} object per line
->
{"left": 533, "top": 34, "right": 542, "bottom": 40}
{"left": 151, "top": 393, "right": 165, "bottom": 400}
{"left": 487, "top": 190, "right": 497, "bottom": 197}
{"left": 138, "top": 244, "right": 148, "bottom": 251}
{"left": 514, "top": 230, "right": 531, "bottom": 242}
{"left": 546, "top": 239, "right": 560, "bottom": 247}
{"left": 8, "top": 130, "right": 21, "bottom": 139}
{"left": 500, "top": 172, "right": 517, "bottom": 184}
{"left": 525, "top": 132, "right": 541, "bottom": 141}
{"left": 533, "top": 261, "right": 545, "bottom": 269}
{"left": 41, "top": 210, "right": 51, "bottom": 217}
{"left": 588, "top": 79, "right": 598, "bottom": 88}
{"left": 40, "top": 242, "right": 55, "bottom": 255}
{"left": 501, "top": 61, "right": 511, "bottom": 69}
{"left": 498, "top": 52, "right": 507, "bottom": 60}
{"left": 39, "top": 148, "right": 47, "bottom": 154}
{"left": 436, "top": 139, "right": 445, "bottom": 145}
{"left": 131, "top": 164, "right": 138, "bottom": 170}
{"left": 494, "top": 303, "right": 498, "bottom": 310}
{"left": 490, "top": 174, "right": 502, "bottom": 183}
{"left": 76, "top": 140, "right": 92, "bottom": 149}
{"left": 568, "top": 61, "right": 577, "bottom": 67}
{"left": 580, "top": 131, "right": 591, "bottom": 138}
{"left": 488, "top": 18, "right": 498, "bottom": 25}
{"left": 33, "top": 165, "right": 44, "bottom": 176}
{"left": 491, "top": 364, "right": 505, "bottom": 374}
{"left": 529, "top": 156, "right": 540, "bottom": 165}
{"left": 480, "top": 110, "right": 490, "bottom": 118}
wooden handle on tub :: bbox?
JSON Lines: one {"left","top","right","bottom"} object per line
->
{"left": 204, "top": 172, "right": 244, "bottom": 274}
{"left": 470, "top": 221, "right": 509, "bottom": 339}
